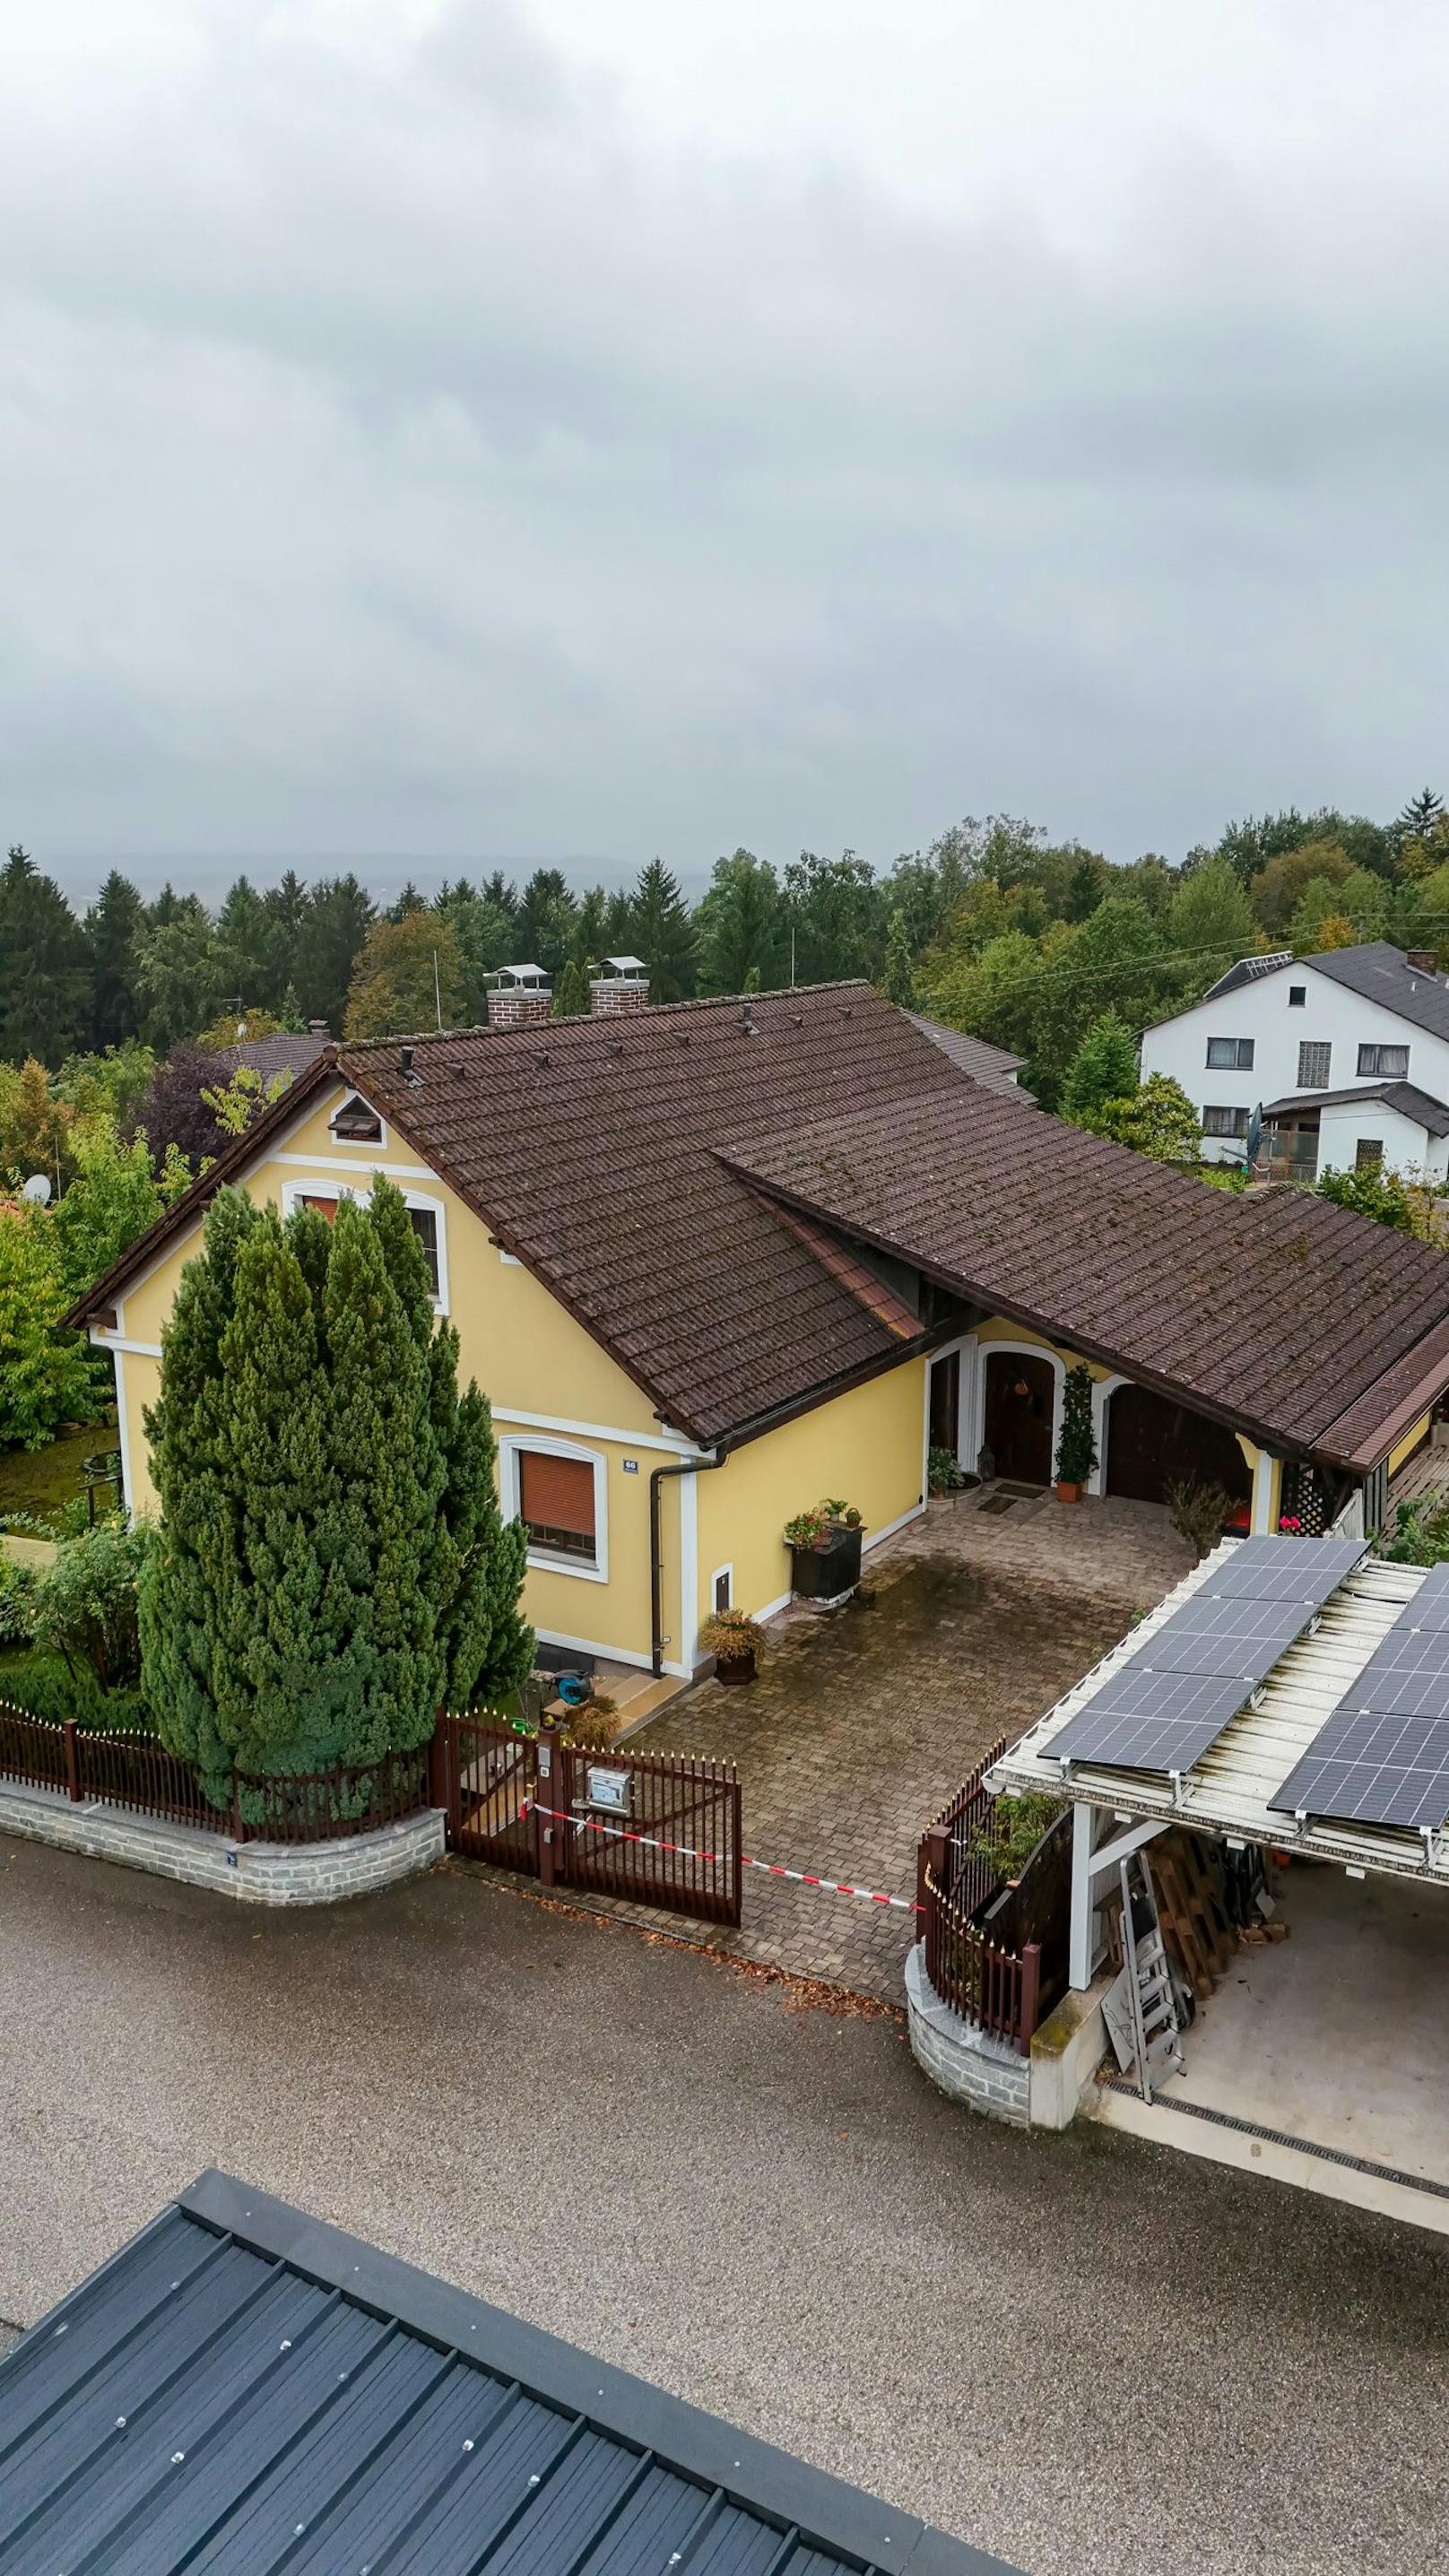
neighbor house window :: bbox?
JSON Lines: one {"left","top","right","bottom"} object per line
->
{"left": 331, "top": 1093, "right": 383, "bottom": 1143}
{"left": 1202, "top": 1106, "right": 1250, "bottom": 1139}
{"left": 1205, "top": 1036, "right": 1254, "bottom": 1070}
{"left": 1297, "top": 1041, "right": 1332, "bottom": 1088}
{"left": 300, "top": 1193, "right": 339, "bottom": 1223}
{"left": 1357, "top": 1044, "right": 1410, "bottom": 1079}
{"left": 1288, "top": 984, "right": 1306, "bottom": 1006}
{"left": 1355, "top": 1138, "right": 1384, "bottom": 1170}
{"left": 518, "top": 1451, "right": 597, "bottom": 1564}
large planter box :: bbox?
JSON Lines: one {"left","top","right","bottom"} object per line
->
{"left": 790, "top": 1524, "right": 863, "bottom": 1600}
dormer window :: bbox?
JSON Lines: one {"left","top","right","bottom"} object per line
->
{"left": 330, "top": 1093, "right": 384, "bottom": 1144}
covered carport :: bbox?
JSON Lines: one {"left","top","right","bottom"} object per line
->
{"left": 991, "top": 1543, "right": 1449, "bottom": 2211}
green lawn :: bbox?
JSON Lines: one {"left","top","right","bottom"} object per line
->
{"left": 0, "top": 1423, "right": 116, "bottom": 1527}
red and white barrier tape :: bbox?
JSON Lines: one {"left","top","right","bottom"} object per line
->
{"left": 522, "top": 1799, "right": 922, "bottom": 1916}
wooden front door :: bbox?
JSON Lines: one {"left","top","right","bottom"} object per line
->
{"left": 1104, "top": 1382, "right": 1253, "bottom": 1510}
{"left": 982, "top": 1351, "right": 1055, "bottom": 1486}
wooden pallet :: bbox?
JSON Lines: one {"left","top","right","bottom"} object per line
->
{"left": 1151, "top": 1831, "right": 1236, "bottom": 1999}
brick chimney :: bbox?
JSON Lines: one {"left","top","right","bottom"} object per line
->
{"left": 1406, "top": 950, "right": 1437, "bottom": 976}
{"left": 486, "top": 967, "right": 553, "bottom": 1028}
{"left": 590, "top": 956, "right": 650, "bottom": 1016}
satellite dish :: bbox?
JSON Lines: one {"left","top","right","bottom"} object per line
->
{"left": 21, "top": 1174, "right": 51, "bottom": 1205}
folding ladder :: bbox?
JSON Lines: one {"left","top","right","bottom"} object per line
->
{"left": 1119, "top": 1849, "right": 1184, "bottom": 2102}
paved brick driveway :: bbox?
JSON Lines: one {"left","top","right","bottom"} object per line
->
{"left": 619, "top": 1487, "right": 1193, "bottom": 1999}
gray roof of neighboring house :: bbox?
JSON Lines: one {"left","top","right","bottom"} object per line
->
{"left": 1202, "top": 950, "right": 1293, "bottom": 1001}
{"left": 1301, "top": 940, "right": 1449, "bottom": 1042}
{"left": 212, "top": 1028, "right": 331, "bottom": 1078}
{"left": 905, "top": 1014, "right": 1035, "bottom": 1097}
{"left": 1261, "top": 1080, "right": 1449, "bottom": 1140}
{"left": 0, "top": 2169, "right": 1013, "bottom": 2576}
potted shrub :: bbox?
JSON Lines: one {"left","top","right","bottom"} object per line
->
{"left": 1053, "top": 1364, "right": 1098, "bottom": 1504}
{"left": 699, "top": 1608, "right": 765, "bottom": 1685}
{"left": 785, "top": 1498, "right": 866, "bottom": 1600}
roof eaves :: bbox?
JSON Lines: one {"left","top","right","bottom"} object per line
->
{"left": 61, "top": 1049, "right": 343, "bottom": 1330}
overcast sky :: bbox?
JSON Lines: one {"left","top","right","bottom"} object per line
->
{"left": 4, "top": 0, "right": 1446, "bottom": 898}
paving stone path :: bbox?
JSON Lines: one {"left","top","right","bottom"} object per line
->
{"left": 611, "top": 1488, "right": 1194, "bottom": 1999}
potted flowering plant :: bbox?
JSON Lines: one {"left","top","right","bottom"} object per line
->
{"left": 1053, "top": 1364, "right": 1098, "bottom": 1504}
{"left": 785, "top": 1497, "right": 866, "bottom": 1599}
{"left": 699, "top": 1608, "right": 765, "bottom": 1685}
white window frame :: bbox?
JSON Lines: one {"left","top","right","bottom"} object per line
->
{"left": 1205, "top": 1036, "right": 1254, "bottom": 1070}
{"left": 326, "top": 1090, "right": 389, "bottom": 1152}
{"left": 1202, "top": 1105, "right": 1250, "bottom": 1139}
{"left": 499, "top": 1433, "right": 609, "bottom": 1585}
{"left": 709, "top": 1563, "right": 734, "bottom": 1616}
{"left": 278, "top": 1175, "right": 449, "bottom": 1314}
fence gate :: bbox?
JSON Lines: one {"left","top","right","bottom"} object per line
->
{"left": 551, "top": 1739, "right": 742, "bottom": 1926}
{"left": 434, "top": 1717, "right": 742, "bottom": 1929}
{"left": 434, "top": 1715, "right": 538, "bottom": 1873}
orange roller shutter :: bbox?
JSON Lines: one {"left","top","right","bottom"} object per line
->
{"left": 518, "top": 1452, "right": 595, "bottom": 1538}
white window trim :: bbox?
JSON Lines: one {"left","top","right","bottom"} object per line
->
{"left": 499, "top": 1433, "right": 609, "bottom": 1586}
{"left": 709, "top": 1562, "right": 734, "bottom": 1616}
{"left": 327, "top": 1090, "right": 389, "bottom": 1151}
{"left": 278, "top": 1175, "right": 449, "bottom": 1315}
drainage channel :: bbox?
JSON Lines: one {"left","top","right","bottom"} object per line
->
{"left": 1101, "top": 2074, "right": 1449, "bottom": 2203}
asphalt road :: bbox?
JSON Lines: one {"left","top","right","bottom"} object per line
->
{"left": 3, "top": 1834, "right": 1445, "bottom": 2576}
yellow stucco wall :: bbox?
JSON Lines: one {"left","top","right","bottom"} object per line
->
{"left": 102, "top": 1079, "right": 686, "bottom": 1660}
{"left": 697, "top": 1358, "right": 927, "bottom": 1624}
{"left": 1389, "top": 1412, "right": 1434, "bottom": 1479}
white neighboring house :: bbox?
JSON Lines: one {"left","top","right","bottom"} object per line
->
{"left": 1140, "top": 941, "right": 1449, "bottom": 1184}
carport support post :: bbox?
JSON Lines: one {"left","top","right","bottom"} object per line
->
{"left": 1069, "top": 1801, "right": 1098, "bottom": 1991}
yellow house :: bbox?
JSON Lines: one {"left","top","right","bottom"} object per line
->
{"left": 68, "top": 984, "right": 1449, "bottom": 1677}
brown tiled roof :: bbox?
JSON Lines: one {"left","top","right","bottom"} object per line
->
{"left": 66, "top": 981, "right": 1449, "bottom": 1470}
{"left": 335, "top": 988, "right": 963, "bottom": 1442}
{"left": 213, "top": 1031, "right": 331, "bottom": 1079}
{"left": 719, "top": 1086, "right": 1449, "bottom": 1470}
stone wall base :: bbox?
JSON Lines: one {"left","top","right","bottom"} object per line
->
{"left": 0, "top": 1777, "right": 445, "bottom": 1905}
{"left": 905, "top": 1944, "right": 1031, "bottom": 2126}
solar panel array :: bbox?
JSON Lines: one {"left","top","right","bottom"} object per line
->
{"left": 1049, "top": 1536, "right": 1367, "bottom": 1780}
{"left": 1270, "top": 1562, "right": 1449, "bottom": 1833}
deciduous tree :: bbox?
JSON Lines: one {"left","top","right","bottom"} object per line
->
{"left": 343, "top": 912, "right": 464, "bottom": 1040}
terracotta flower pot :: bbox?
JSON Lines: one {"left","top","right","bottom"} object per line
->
{"left": 1055, "top": 1479, "right": 1080, "bottom": 1505}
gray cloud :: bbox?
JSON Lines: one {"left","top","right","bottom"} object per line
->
{"left": 2, "top": 0, "right": 1447, "bottom": 894}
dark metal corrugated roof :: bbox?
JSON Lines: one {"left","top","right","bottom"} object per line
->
{"left": 0, "top": 2172, "right": 1014, "bottom": 2576}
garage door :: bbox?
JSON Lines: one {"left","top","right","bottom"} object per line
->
{"left": 1104, "top": 1383, "right": 1253, "bottom": 1510}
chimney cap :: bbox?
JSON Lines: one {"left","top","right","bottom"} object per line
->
{"left": 491, "top": 962, "right": 550, "bottom": 988}
{"left": 308, "top": 1018, "right": 329, "bottom": 1035}
{"left": 596, "top": 955, "right": 647, "bottom": 977}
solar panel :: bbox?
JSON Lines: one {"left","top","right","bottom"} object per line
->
{"left": 1271, "top": 1710, "right": 1449, "bottom": 1833}
{"left": 1049, "top": 1534, "right": 1367, "bottom": 1782}
{"left": 1050, "top": 1667, "right": 1258, "bottom": 1775}
{"left": 1270, "top": 1568, "right": 1449, "bottom": 1832}
{"left": 1139, "top": 1596, "right": 1308, "bottom": 1678}
{"left": 1197, "top": 1537, "right": 1367, "bottom": 1605}
{"left": 1395, "top": 1563, "right": 1449, "bottom": 1632}
{"left": 1339, "top": 1631, "right": 1449, "bottom": 1721}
